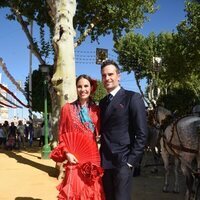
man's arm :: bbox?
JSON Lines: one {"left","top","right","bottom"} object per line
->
{"left": 127, "top": 92, "right": 148, "bottom": 167}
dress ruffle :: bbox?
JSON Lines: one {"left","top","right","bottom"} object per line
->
{"left": 50, "top": 145, "right": 66, "bottom": 163}
{"left": 57, "top": 164, "right": 105, "bottom": 200}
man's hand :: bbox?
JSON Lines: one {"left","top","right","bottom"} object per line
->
{"left": 127, "top": 163, "right": 133, "bottom": 169}
{"left": 65, "top": 152, "right": 78, "bottom": 164}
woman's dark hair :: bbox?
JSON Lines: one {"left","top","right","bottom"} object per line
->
{"left": 100, "top": 60, "right": 120, "bottom": 73}
{"left": 76, "top": 74, "right": 93, "bottom": 86}
{"left": 76, "top": 74, "right": 97, "bottom": 100}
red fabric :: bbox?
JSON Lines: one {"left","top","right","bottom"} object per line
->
{"left": 50, "top": 102, "right": 105, "bottom": 200}
{"left": 0, "top": 83, "right": 29, "bottom": 108}
{"left": 90, "top": 79, "right": 98, "bottom": 95}
{"left": 60, "top": 131, "right": 101, "bottom": 165}
{"left": 57, "top": 163, "right": 104, "bottom": 200}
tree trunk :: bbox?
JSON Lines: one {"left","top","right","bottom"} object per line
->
{"left": 48, "top": 0, "right": 77, "bottom": 107}
{"left": 134, "top": 73, "right": 151, "bottom": 107}
{"left": 47, "top": 0, "right": 77, "bottom": 143}
{"left": 48, "top": 81, "right": 60, "bottom": 143}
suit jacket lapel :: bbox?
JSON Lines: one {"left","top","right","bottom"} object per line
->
{"left": 102, "top": 88, "right": 126, "bottom": 124}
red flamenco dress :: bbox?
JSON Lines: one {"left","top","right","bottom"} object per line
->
{"left": 50, "top": 102, "right": 105, "bottom": 200}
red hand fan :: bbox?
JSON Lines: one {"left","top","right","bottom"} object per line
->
{"left": 61, "top": 131, "right": 100, "bottom": 165}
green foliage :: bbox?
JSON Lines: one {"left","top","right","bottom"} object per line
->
{"left": 160, "top": 0, "right": 200, "bottom": 98}
{"left": 75, "top": 0, "right": 156, "bottom": 41}
{"left": 114, "top": 32, "right": 172, "bottom": 88}
{"left": 0, "top": 0, "right": 158, "bottom": 110}
{"left": 24, "top": 69, "right": 52, "bottom": 113}
{"left": 114, "top": 0, "right": 200, "bottom": 104}
{"left": 0, "top": 0, "right": 156, "bottom": 45}
{"left": 114, "top": 32, "right": 149, "bottom": 77}
{"left": 157, "top": 87, "right": 199, "bottom": 116}
{"left": 114, "top": 1, "right": 200, "bottom": 95}
{"left": 39, "top": 24, "right": 53, "bottom": 60}
{"left": 0, "top": 0, "right": 53, "bottom": 59}
{"left": 174, "top": 0, "right": 200, "bottom": 77}
{"left": 185, "top": 73, "right": 200, "bottom": 100}
{"left": 92, "top": 80, "right": 107, "bottom": 103}
{"left": 2, "top": 0, "right": 52, "bottom": 27}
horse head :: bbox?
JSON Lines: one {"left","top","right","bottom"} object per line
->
{"left": 192, "top": 104, "right": 200, "bottom": 117}
{"left": 148, "top": 106, "right": 173, "bottom": 130}
{"left": 156, "top": 106, "right": 172, "bottom": 124}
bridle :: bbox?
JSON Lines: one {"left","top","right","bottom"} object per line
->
{"left": 148, "top": 107, "right": 160, "bottom": 130}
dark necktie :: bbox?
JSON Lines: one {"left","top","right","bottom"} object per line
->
{"left": 106, "top": 93, "right": 113, "bottom": 105}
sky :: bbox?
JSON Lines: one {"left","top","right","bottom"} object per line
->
{"left": 0, "top": 0, "right": 186, "bottom": 120}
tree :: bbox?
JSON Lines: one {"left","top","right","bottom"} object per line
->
{"left": 114, "top": 32, "right": 172, "bottom": 106}
{"left": 157, "top": 87, "right": 198, "bottom": 116}
{"left": 93, "top": 80, "right": 107, "bottom": 103}
{"left": 0, "top": 0, "right": 156, "bottom": 102}
{"left": 158, "top": 0, "right": 200, "bottom": 100}
{"left": 185, "top": 73, "right": 200, "bottom": 101}
{"left": 24, "top": 69, "right": 52, "bottom": 113}
{"left": 176, "top": 0, "right": 200, "bottom": 74}
{"left": 114, "top": 1, "right": 200, "bottom": 107}
{"left": 0, "top": 0, "right": 156, "bottom": 141}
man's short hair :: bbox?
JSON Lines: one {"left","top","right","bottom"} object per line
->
{"left": 101, "top": 60, "right": 120, "bottom": 73}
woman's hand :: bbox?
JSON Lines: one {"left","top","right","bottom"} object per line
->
{"left": 96, "top": 135, "right": 101, "bottom": 150}
{"left": 65, "top": 152, "right": 78, "bottom": 164}
{"left": 96, "top": 135, "right": 101, "bottom": 143}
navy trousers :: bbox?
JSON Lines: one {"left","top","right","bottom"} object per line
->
{"left": 102, "top": 165, "right": 133, "bottom": 200}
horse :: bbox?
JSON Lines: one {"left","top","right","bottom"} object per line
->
{"left": 153, "top": 106, "right": 200, "bottom": 200}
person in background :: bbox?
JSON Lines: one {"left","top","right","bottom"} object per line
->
{"left": 24, "top": 122, "right": 29, "bottom": 142}
{"left": 6, "top": 122, "right": 17, "bottom": 150}
{"left": 28, "top": 123, "right": 34, "bottom": 147}
{"left": 99, "top": 60, "right": 148, "bottom": 200}
{"left": 50, "top": 74, "right": 105, "bottom": 200}
{"left": 39, "top": 122, "right": 45, "bottom": 147}
{"left": 0, "top": 123, "right": 6, "bottom": 148}
{"left": 16, "top": 120, "right": 25, "bottom": 149}
{"left": 3, "top": 121, "right": 9, "bottom": 139}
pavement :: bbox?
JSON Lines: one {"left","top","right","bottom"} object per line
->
{"left": 0, "top": 142, "right": 186, "bottom": 200}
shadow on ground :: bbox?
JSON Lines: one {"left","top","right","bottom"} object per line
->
{"left": 15, "top": 197, "right": 42, "bottom": 200}
{"left": 1, "top": 149, "right": 58, "bottom": 178}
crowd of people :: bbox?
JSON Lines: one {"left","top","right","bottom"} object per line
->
{"left": 0, "top": 120, "right": 49, "bottom": 150}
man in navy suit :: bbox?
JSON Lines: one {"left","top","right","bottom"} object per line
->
{"left": 99, "top": 60, "right": 148, "bottom": 200}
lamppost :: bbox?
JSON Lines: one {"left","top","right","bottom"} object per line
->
{"left": 152, "top": 57, "right": 162, "bottom": 102}
{"left": 39, "top": 64, "right": 51, "bottom": 159}
{"left": 153, "top": 57, "right": 162, "bottom": 72}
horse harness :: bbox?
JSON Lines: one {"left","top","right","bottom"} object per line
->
{"left": 156, "top": 113, "right": 199, "bottom": 155}
{"left": 149, "top": 107, "right": 160, "bottom": 128}
{"left": 152, "top": 107, "right": 200, "bottom": 175}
